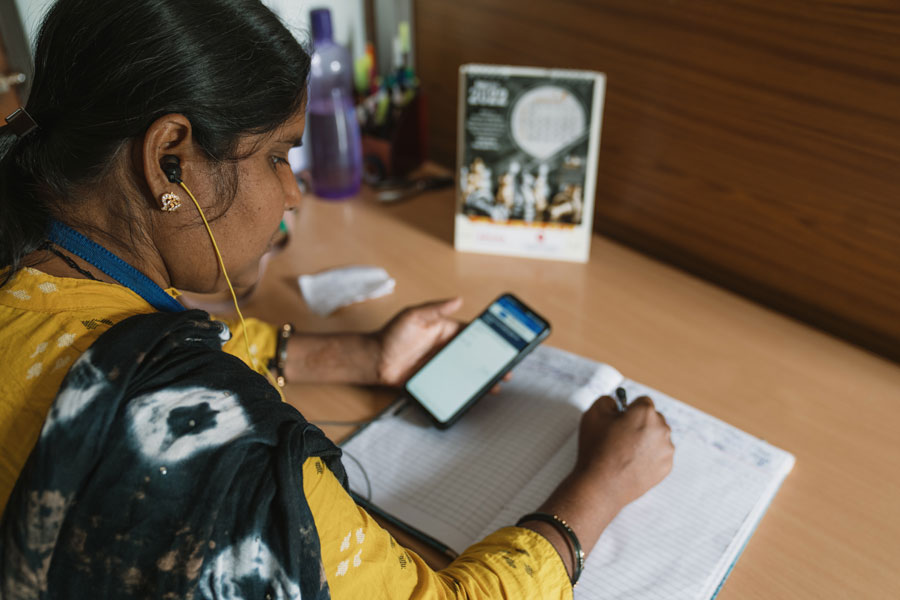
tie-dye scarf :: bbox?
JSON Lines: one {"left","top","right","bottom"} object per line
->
{"left": 1, "top": 310, "right": 346, "bottom": 598}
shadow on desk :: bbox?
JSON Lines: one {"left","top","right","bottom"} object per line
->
{"left": 376, "top": 192, "right": 456, "bottom": 247}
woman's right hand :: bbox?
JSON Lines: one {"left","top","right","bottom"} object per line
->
{"left": 573, "top": 394, "right": 675, "bottom": 510}
{"left": 521, "top": 395, "right": 674, "bottom": 581}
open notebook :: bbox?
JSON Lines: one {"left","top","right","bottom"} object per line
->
{"left": 341, "top": 346, "right": 795, "bottom": 599}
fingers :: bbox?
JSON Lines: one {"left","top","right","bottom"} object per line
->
{"left": 591, "top": 394, "right": 666, "bottom": 424}
{"left": 439, "top": 296, "right": 464, "bottom": 315}
{"left": 627, "top": 396, "right": 662, "bottom": 421}
{"left": 628, "top": 395, "right": 655, "bottom": 410}
{"left": 579, "top": 396, "right": 619, "bottom": 437}
{"left": 436, "top": 319, "right": 463, "bottom": 344}
{"left": 489, "top": 372, "right": 514, "bottom": 394}
{"left": 415, "top": 296, "right": 462, "bottom": 318}
{"left": 627, "top": 395, "right": 672, "bottom": 434}
{"left": 593, "top": 395, "right": 620, "bottom": 414}
{"left": 401, "top": 297, "right": 463, "bottom": 328}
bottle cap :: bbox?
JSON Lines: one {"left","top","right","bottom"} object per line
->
{"left": 310, "top": 8, "right": 333, "bottom": 43}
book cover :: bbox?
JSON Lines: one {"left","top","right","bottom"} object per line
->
{"left": 454, "top": 64, "right": 606, "bottom": 263}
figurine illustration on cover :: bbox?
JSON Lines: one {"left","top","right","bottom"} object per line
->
{"left": 455, "top": 65, "right": 605, "bottom": 263}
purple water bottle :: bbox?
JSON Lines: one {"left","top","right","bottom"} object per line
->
{"left": 308, "top": 8, "right": 363, "bottom": 199}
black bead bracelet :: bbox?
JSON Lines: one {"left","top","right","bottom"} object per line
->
{"left": 268, "top": 323, "right": 294, "bottom": 387}
{"left": 516, "top": 511, "right": 584, "bottom": 586}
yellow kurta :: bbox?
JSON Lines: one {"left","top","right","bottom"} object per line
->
{"left": 0, "top": 267, "right": 571, "bottom": 599}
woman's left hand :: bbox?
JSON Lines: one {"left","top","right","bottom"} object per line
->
{"left": 283, "top": 297, "right": 513, "bottom": 389}
{"left": 373, "top": 297, "right": 464, "bottom": 386}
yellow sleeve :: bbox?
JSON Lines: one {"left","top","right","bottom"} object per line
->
{"left": 216, "top": 316, "right": 278, "bottom": 377}
{"left": 303, "top": 458, "right": 572, "bottom": 600}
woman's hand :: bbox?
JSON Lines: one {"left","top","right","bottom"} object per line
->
{"left": 373, "top": 297, "right": 463, "bottom": 386}
{"left": 283, "top": 296, "right": 512, "bottom": 389}
{"left": 574, "top": 395, "right": 674, "bottom": 509}
{"left": 522, "top": 395, "right": 674, "bottom": 580}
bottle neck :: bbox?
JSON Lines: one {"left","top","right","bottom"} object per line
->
{"left": 310, "top": 9, "right": 334, "bottom": 45}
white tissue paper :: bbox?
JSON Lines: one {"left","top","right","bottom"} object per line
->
{"left": 298, "top": 265, "right": 396, "bottom": 316}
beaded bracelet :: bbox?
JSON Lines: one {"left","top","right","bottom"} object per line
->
{"left": 516, "top": 511, "right": 584, "bottom": 586}
{"left": 268, "top": 323, "right": 294, "bottom": 387}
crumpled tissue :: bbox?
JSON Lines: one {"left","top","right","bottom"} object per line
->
{"left": 298, "top": 265, "right": 396, "bottom": 316}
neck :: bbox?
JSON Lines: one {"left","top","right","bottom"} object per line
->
{"left": 55, "top": 218, "right": 172, "bottom": 290}
{"left": 26, "top": 162, "right": 178, "bottom": 291}
{"left": 51, "top": 174, "right": 173, "bottom": 289}
{"left": 39, "top": 219, "right": 186, "bottom": 312}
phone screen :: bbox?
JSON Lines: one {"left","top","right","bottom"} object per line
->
{"left": 405, "top": 294, "right": 549, "bottom": 426}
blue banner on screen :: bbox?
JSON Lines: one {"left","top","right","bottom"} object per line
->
{"left": 483, "top": 297, "right": 542, "bottom": 350}
{"left": 406, "top": 296, "right": 546, "bottom": 423}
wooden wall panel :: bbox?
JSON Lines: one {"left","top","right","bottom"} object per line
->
{"left": 414, "top": 0, "right": 900, "bottom": 361}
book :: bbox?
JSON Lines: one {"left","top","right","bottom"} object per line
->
{"left": 340, "top": 346, "right": 795, "bottom": 599}
{"left": 454, "top": 64, "right": 606, "bottom": 263}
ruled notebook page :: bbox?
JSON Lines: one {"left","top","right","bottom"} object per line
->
{"left": 341, "top": 346, "right": 624, "bottom": 553}
{"left": 479, "top": 379, "right": 796, "bottom": 599}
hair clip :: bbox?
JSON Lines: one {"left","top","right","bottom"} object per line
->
{"left": 4, "top": 108, "right": 38, "bottom": 138}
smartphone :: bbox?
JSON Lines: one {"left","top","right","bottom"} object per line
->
{"left": 404, "top": 293, "right": 551, "bottom": 428}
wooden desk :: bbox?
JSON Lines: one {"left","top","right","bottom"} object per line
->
{"left": 239, "top": 184, "right": 900, "bottom": 599}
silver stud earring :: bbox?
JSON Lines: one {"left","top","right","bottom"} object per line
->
{"left": 160, "top": 192, "right": 182, "bottom": 212}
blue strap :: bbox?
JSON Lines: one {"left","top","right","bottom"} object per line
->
{"left": 47, "top": 220, "right": 186, "bottom": 313}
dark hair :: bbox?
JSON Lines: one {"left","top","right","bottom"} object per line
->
{"left": 0, "top": 0, "right": 310, "bottom": 285}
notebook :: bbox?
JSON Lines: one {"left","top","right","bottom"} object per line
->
{"left": 340, "top": 346, "right": 795, "bottom": 599}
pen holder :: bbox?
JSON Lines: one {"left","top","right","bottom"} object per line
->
{"left": 361, "top": 93, "right": 428, "bottom": 182}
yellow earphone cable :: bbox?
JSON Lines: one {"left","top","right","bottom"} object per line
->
{"left": 178, "top": 180, "right": 271, "bottom": 381}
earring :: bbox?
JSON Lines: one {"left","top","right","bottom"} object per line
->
{"left": 160, "top": 192, "right": 182, "bottom": 212}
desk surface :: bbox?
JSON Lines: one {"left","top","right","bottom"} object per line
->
{"left": 236, "top": 183, "right": 900, "bottom": 599}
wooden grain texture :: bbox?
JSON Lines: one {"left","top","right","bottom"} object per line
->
{"left": 239, "top": 185, "right": 900, "bottom": 598}
{"left": 413, "top": 0, "right": 900, "bottom": 362}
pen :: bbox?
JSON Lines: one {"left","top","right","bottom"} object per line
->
{"left": 615, "top": 387, "right": 628, "bottom": 413}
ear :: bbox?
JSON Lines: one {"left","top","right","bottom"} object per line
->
{"left": 140, "top": 114, "right": 195, "bottom": 209}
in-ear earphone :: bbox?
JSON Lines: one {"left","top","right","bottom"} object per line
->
{"left": 159, "top": 154, "right": 271, "bottom": 382}
{"left": 161, "top": 155, "right": 183, "bottom": 184}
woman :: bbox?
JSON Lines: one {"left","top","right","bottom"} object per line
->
{"left": 0, "top": 1, "right": 673, "bottom": 598}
